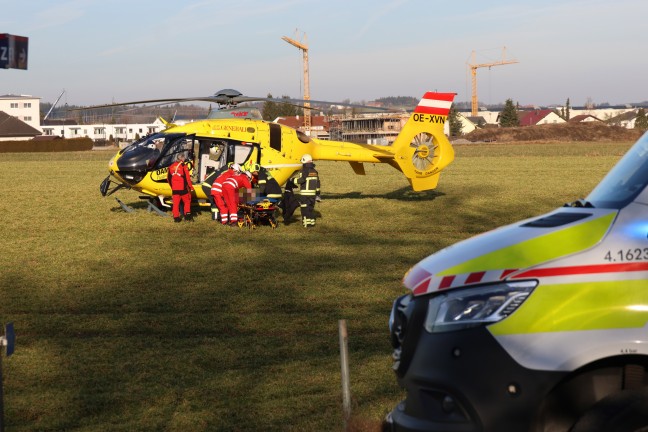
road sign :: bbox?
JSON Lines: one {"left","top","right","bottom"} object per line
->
{"left": 0, "top": 34, "right": 29, "bottom": 70}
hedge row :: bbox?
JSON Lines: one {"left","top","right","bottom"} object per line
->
{"left": 0, "top": 137, "right": 94, "bottom": 153}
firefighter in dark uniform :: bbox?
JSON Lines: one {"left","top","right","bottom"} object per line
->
{"left": 200, "top": 169, "right": 221, "bottom": 221}
{"left": 290, "top": 154, "right": 321, "bottom": 228}
{"left": 281, "top": 176, "right": 298, "bottom": 224}
{"left": 250, "top": 164, "right": 283, "bottom": 201}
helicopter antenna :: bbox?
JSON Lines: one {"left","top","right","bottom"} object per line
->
{"left": 282, "top": 29, "right": 310, "bottom": 135}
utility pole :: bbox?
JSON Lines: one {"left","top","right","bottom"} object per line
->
{"left": 282, "top": 30, "right": 310, "bottom": 134}
{"left": 468, "top": 47, "right": 518, "bottom": 116}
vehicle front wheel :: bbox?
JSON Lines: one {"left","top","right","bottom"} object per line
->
{"left": 570, "top": 388, "right": 648, "bottom": 432}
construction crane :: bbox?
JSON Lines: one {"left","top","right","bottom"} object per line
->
{"left": 44, "top": 89, "right": 65, "bottom": 121}
{"left": 468, "top": 47, "right": 518, "bottom": 116}
{"left": 282, "top": 30, "right": 311, "bottom": 134}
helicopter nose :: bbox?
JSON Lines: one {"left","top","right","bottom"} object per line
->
{"left": 116, "top": 146, "right": 159, "bottom": 172}
{"left": 113, "top": 146, "right": 160, "bottom": 184}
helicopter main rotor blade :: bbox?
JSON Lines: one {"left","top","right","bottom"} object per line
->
{"left": 68, "top": 97, "right": 221, "bottom": 111}
{"left": 69, "top": 90, "right": 399, "bottom": 113}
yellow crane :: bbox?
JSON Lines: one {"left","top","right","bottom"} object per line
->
{"left": 468, "top": 47, "right": 518, "bottom": 116}
{"left": 282, "top": 30, "right": 311, "bottom": 134}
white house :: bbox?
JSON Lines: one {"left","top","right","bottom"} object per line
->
{"left": 0, "top": 94, "right": 41, "bottom": 131}
{"left": 41, "top": 118, "right": 167, "bottom": 143}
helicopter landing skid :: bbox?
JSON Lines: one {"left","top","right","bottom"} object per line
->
{"left": 115, "top": 198, "right": 135, "bottom": 213}
{"left": 147, "top": 201, "right": 170, "bottom": 217}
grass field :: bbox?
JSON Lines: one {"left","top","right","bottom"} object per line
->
{"left": 0, "top": 141, "right": 634, "bottom": 431}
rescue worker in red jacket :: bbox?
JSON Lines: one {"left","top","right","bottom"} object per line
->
{"left": 210, "top": 163, "right": 241, "bottom": 224}
{"left": 167, "top": 154, "right": 194, "bottom": 222}
{"left": 203, "top": 163, "right": 240, "bottom": 221}
{"left": 220, "top": 170, "right": 253, "bottom": 226}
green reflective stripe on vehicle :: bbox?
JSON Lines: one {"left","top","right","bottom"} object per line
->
{"left": 489, "top": 279, "right": 648, "bottom": 335}
{"left": 439, "top": 213, "right": 615, "bottom": 276}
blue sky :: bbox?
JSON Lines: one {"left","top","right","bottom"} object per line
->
{"left": 1, "top": 0, "right": 646, "bottom": 107}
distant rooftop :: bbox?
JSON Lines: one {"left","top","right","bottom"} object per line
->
{"left": 0, "top": 94, "right": 40, "bottom": 99}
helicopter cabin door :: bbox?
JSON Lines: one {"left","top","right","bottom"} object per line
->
{"left": 227, "top": 141, "right": 260, "bottom": 170}
{"left": 197, "top": 139, "right": 226, "bottom": 182}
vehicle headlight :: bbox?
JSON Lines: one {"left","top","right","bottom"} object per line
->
{"left": 424, "top": 280, "right": 537, "bottom": 333}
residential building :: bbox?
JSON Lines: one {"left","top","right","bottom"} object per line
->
{"left": 569, "top": 114, "right": 602, "bottom": 123}
{"left": 518, "top": 109, "right": 566, "bottom": 126}
{"left": 0, "top": 94, "right": 40, "bottom": 131}
{"left": 274, "top": 115, "right": 330, "bottom": 140}
{"left": 0, "top": 111, "right": 41, "bottom": 141}
{"left": 41, "top": 118, "right": 167, "bottom": 144}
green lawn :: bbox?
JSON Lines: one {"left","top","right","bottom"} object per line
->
{"left": 0, "top": 141, "right": 633, "bottom": 431}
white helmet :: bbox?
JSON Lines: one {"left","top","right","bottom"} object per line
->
{"left": 230, "top": 163, "right": 241, "bottom": 172}
{"left": 300, "top": 154, "right": 313, "bottom": 164}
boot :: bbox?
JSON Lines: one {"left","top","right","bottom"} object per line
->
{"left": 184, "top": 213, "right": 194, "bottom": 222}
{"left": 174, "top": 216, "right": 182, "bottom": 223}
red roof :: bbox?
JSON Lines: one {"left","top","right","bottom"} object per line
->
{"left": 518, "top": 109, "right": 555, "bottom": 126}
{"left": 569, "top": 114, "right": 601, "bottom": 123}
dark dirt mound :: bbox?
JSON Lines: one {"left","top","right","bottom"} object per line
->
{"left": 463, "top": 122, "right": 644, "bottom": 143}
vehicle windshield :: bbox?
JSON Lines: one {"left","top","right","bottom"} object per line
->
{"left": 586, "top": 132, "right": 648, "bottom": 209}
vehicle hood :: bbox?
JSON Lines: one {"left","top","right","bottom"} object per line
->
{"left": 404, "top": 207, "right": 617, "bottom": 296}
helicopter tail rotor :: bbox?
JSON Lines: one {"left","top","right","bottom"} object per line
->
{"left": 390, "top": 92, "right": 456, "bottom": 191}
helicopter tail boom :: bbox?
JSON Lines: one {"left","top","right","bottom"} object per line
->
{"left": 389, "top": 92, "right": 456, "bottom": 191}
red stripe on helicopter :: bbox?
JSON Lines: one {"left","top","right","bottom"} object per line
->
{"left": 414, "top": 92, "right": 455, "bottom": 116}
{"left": 512, "top": 262, "right": 648, "bottom": 279}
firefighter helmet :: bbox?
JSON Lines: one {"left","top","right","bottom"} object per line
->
{"left": 300, "top": 154, "right": 313, "bottom": 164}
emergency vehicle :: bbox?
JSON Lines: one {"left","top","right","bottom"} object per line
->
{"left": 387, "top": 132, "right": 648, "bottom": 431}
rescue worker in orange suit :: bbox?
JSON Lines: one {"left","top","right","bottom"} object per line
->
{"left": 210, "top": 163, "right": 241, "bottom": 224}
{"left": 221, "top": 171, "right": 253, "bottom": 226}
{"left": 250, "top": 164, "right": 283, "bottom": 201}
{"left": 167, "top": 153, "right": 195, "bottom": 222}
{"left": 283, "top": 154, "right": 320, "bottom": 228}
{"left": 203, "top": 163, "right": 239, "bottom": 221}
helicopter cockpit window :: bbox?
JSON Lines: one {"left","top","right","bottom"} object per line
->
{"left": 122, "top": 132, "right": 164, "bottom": 154}
{"left": 232, "top": 144, "right": 254, "bottom": 166}
{"left": 117, "top": 132, "right": 167, "bottom": 170}
{"left": 155, "top": 135, "right": 195, "bottom": 169}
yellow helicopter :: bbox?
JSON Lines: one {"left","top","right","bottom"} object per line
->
{"left": 93, "top": 89, "right": 456, "bottom": 209}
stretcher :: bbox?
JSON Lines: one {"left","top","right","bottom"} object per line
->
{"left": 237, "top": 198, "right": 279, "bottom": 229}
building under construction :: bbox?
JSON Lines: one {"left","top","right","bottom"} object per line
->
{"left": 333, "top": 113, "right": 409, "bottom": 145}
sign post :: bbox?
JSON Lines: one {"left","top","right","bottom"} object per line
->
{"left": 0, "top": 323, "right": 15, "bottom": 432}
